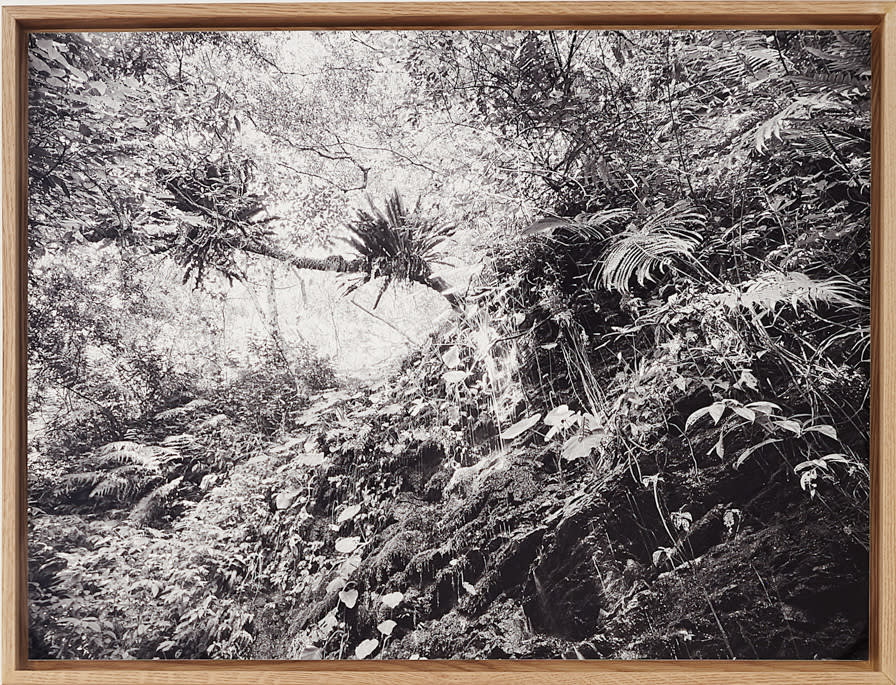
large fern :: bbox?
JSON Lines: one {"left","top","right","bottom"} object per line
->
{"left": 687, "top": 32, "right": 784, "bottom": 85}
{"left": 59, "top": 441, "right": 179, "bottom": 504}
{"left": 596, "top": 201, "right": 704, "bottom": 293}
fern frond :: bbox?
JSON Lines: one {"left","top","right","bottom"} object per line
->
{"left": 755, "top": 94, "right": 839, "bottom": 153}
{"left": 60, "top": 471, "right": 104, "bottom": 490}
{"left": 792, "top": 71, "right": 868, "bottom": 96}
{"left": 563, "top": 208, "right": 635, "bottom": 243}
{"left": 690, "top": 33, "right": 784, "bottom": 84}
{"left": 129, "top": 476, "right": 183, "bottom": 525}
{"left": 97, "top": 441, "right": 172, "bottom": 470}
{"left": 805, "top": 32, "right": 871, "bottom": 78}
{"left": 89, "top": 474, "right": 130, "bottom": 500}
{"left": 719, "top": 271, "right": 867, "bottom": 318}
{"left": 596, "top": 201, "right": 704, "bottom": 293}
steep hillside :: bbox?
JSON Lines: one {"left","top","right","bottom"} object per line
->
{"left": 26, "top": 28, "right": 870, "bottom": 660}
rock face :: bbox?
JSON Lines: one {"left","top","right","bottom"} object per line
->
{"left": 251, "top": 401, "right": 868, "bottom": 661}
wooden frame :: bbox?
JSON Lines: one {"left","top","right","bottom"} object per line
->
{"left": 2, "top": 1, "right": 894, "bottom": 683}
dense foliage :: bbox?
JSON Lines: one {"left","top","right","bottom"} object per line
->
{"left": 28, "top": 29, "right": 870, "bottom": 660}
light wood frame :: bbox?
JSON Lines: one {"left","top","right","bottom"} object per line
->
{"left": 2, "top": 2, "right": 894, "bottom": 683}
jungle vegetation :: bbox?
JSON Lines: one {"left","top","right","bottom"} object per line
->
{"left": 27, "top": 29, "right": 870, "bottom": 660}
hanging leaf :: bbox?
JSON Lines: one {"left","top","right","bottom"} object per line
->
{"left": 545, "top": 404, "right": 571, "bottom": 424}
{"left": 800, "top": 469, "right": 818, "bottom": 497}
{"left": 337, "top": 503, "right": 362, "bottom": 524}
{"left": 298, "top": 645, "right": 323, "bottom": 660}
{"left": 642, "top": 474, "right": 661, "bottom": 489}
{"left": 708, "top": 402, "right": 726, "bottom": 425}
{"left": 652, "top": 546, "right": 675, "bottom": 566}
{"left": 735, "top": 438, "right": 783, "bottom": 468}
{"left": 671, "top": 511, "right": 693, "bottom": 532}
{"left": 338, "top": 553, "right": 363, "bottom": 578}
{"left": 318, "top": 609, "right": 338, "bottom": 633}
{"left": 326, "top": 576, "right": 346, "bottom": 594}
{"left": 499, "top": 413, "right": 542, "bottom": 441}
{"left": 441, "top": 346, "right": 461, "bottom": 368}
{"left": 543, "top": 405, "right": 575, "bottom": 436}
{"left": 736, "top": 369, "right": 760, "bottom": 391}
{"left": 685, "top": 405, "right": 714, "bottom": 431}
{"left": 274, "top": 489, "right": 301, "bottom": 510}
{"left": 442, "top": 370, "right": 468, "bottom": 385}
{"left": 796, "top": 453, "right": 851, "bottom": 471}
{"left": 774, "top": 419, "right": 803, "bottom": 436}
{"left": 710, "top": 433, "right": 725, "bottom": 459}
{"left": 745, "top": 401, "right": 781, "bottom": 415}
{"left": 804, "top": 424, "right": 839, "bottom": 440}
{"left": 382, "top": 402, "right": 404, "bottom": 416}
{"left": 522, "top": 216, "right": 571, "bottom": 236}
{"left": 561, "top": 431, "right": 604, "bottom": 461}
{"left": 731, "top": 406, "right": 756, "bottom": 422}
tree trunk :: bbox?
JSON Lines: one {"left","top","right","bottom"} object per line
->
{"left": 424, "top": 273, "right": 463, "bottom": 310}
{"left": 239, "top": 239, "right": 367, "bottom": 275}
{"left": 240, "top": 238, "right": 464, "bottom": 311}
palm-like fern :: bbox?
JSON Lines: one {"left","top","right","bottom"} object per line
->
{"left": 753, "top": 32, "right": 869, "bottom": 188}
{"left": 803, "top": 32, "right": 871, "bottom": 80}
{"left": 596, "top": 201, "right": 705, "bottom": 293}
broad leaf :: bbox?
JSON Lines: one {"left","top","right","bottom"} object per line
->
{"left": 441, "top": 346, "right": 461, "bottom": 368}
{"left": 337, "top": 503, "right": 362, "bottom": 524}
{"left": 442, "top": 371, "right": 468, "bottom": 385}
{"left": 381, "top": 591, "right": 404, "bottom": 609}
{"left": 735, "top": 438, "right": 782, "bottom": 468}
{"left": 562, "top": 431, "right": 604, "bottom": 461}
{"left": 804, "top": 424, "right": 839, "bottom": 440}
{"left": 377, "top": 619, "right": 397, "bottom": 636}
{"left": 335, "top": 536, "right": 361, "bottom": 554}
{"left": 338, "top": 588, "right": 359, "bottom": 609}
{"left": 355, "top": 638, "right": 379, "bottom": 659}
{"left": 499, "top": 413, "right": 542, "bottom": 441}
{"left": 522, "top": 217, "right": 571, "bottom": 236}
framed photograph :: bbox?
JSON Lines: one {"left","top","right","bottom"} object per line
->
{"left": 2, "top": 2, "right": 895, "bottom": 684}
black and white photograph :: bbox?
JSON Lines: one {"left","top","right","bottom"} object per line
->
{"left": 26, "top": 28, "right": 871, "bottom": 660}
